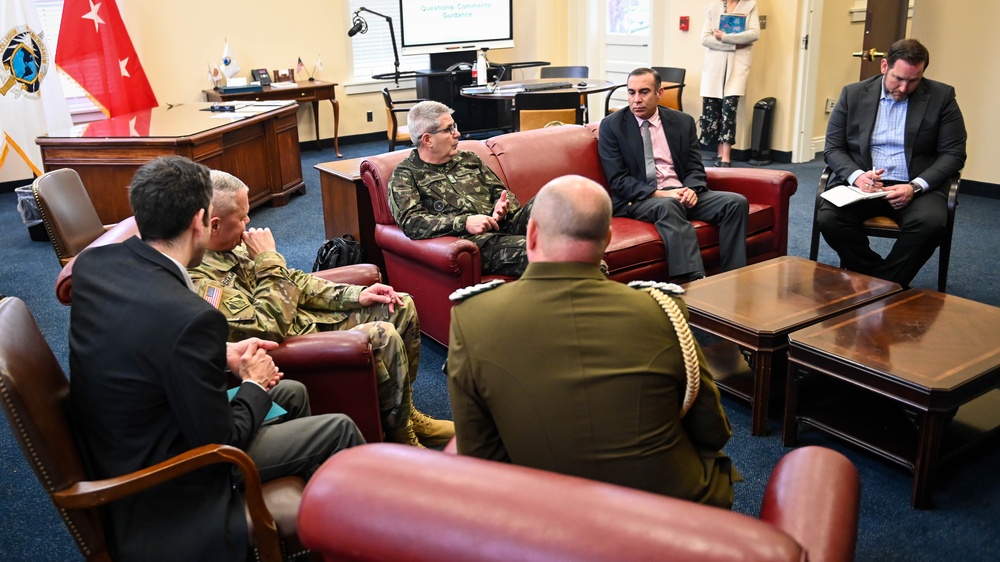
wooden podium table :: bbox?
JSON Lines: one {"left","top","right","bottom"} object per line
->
{"left": 784, "top": 289, "right": 1000, "bottom": 508}
{"left": 37, "top": 102, "right": 305, "bottom": 224}
{"left": 204, "top": 81, "right": 341, "bottom": 156}
{"left": 681, "top": 256, "right": 901, "bottom": 435}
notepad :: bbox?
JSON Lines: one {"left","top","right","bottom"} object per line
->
{"left": 227, "top": 387, "right": 287, "bottom": 421}
{"left": 820, "top": 184, "right": 890, "bottom": 207}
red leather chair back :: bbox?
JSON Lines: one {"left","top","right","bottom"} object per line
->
{"left": 487, "top": 125, "right": 607, "bottom": 203}
{"left": 298, "top": 444, "right": 809, "bottom": 562}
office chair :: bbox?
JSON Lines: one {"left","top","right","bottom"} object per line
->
{"left": 381, "top": 88, "right": 426, "bottom": 152}
{"left": 540, "top": 65, "right": 589, "bottom": 79}
{"left": 604, "top": 66, "right": 686, "bottom": 116}
{"left": 32, "top": 169, "right": 113, "bottom": 267}
{"left": 808, "top": 166, "right": 961, "bottom": 292}
{"left": 0, "top": 297, "right": 306, "bottom": 562}
{"left": 513, "top": 91, "right": 583, "bottom": 131}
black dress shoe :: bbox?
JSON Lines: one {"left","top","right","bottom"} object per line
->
{"left": 712, "top": 156, "right": 722, "bottom": 167}
{"left": 716, "top": 161, "right": 731, "bottom": 168}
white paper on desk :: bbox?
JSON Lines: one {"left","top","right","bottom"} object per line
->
{"left": 820, "top": 184, "right": 890, "bottom": 207}
{"left": 269, "top": 81, "right": 297, "bottom": 89}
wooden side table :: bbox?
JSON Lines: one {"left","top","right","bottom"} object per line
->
{"left": 315, "top": 158, "right": 385, "bottom": 275}
{"left": 681, "top": 256, "right": 901, "bottom": 435}
{"left": 784, "top": 289, "right": 1000, "bottom": 508}
{"left": 204, "top": 81, "right": 341, "bottom": 156}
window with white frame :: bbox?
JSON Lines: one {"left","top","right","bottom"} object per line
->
{"left": 348, "top": 0, "right": 429, "bottom": 81}
{"left": 607, "top": 0, "right": 650, "bottom": 35}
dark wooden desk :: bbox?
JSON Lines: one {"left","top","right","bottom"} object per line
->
{"left": 315, "top": 158, "right": 385, "bottom": 276}
{"left": 681, "top": 256, "right": 901, "bottom": 435}
{"left": 204, "top": 80, "right": 341, "bottom": 156}
{"left": 784, "top": 289, "right": 1000, "bottom": 509}
{"left": 37, "top": 102, "right": 304, "bottom": 224}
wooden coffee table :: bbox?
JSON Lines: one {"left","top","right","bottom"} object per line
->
{"left": 783, "top": 289, "right": 1000, "bottom": 508}
{"left": 682, "top": 256, "right": 901, "bottom": 435}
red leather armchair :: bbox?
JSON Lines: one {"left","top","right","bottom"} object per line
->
{"left": 298, "top": 444, "right": 861, "bottom": 562}
{"left": 360, "top": 124, "right": 798, "bottom": 344}
{"left": 53, "top": 219, "right": 385, "bottom": 443}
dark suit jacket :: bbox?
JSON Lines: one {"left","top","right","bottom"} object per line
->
{"left": 824, "top": 74, "right": 967, "bottom": 191}
{"left": 599, "top": 106, "right": 708, "bottom": 215}
{"left": 69, "top": 236, "right": 272, "bottom": 562}
{"left": 447, "top": 262, "right": 737, "bottom": 508}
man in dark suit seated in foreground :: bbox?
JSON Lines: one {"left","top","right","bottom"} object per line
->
{"left": 447, "top": 174, "right": 740, "bottom": 508}
{"left": 69, "top": 156, "right": 363, "bottom": 562}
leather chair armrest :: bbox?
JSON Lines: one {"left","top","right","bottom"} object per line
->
{"left": 311, "top": 264, "right": 382, "bottom": 286}
{"left": 375, "top": 227, "right": 482, "bottom": 276}
{"left": 706, "top": 168, "right": 798, "bottom": 207}
{"left": 270, "top": 331, "right": 382, "bottom": 444}
{"left": 759, "top": 446, "right": 861, "bottom": 562}
{"left": 56, "top": 217, "right": 139, "bottom": 305}
{"left": 54, "top": 443, "right": 283, "bottom": 562}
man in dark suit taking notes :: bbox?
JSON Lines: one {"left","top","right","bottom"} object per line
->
{"left": 819, "top": 38, "right": 967, "bottom": 287}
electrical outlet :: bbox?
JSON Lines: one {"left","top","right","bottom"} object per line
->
{"left": 825, "top": 98, "right": 836, "bottom": 113}
{"left": 366, "top": 111, "right": 373, "bottom": 122}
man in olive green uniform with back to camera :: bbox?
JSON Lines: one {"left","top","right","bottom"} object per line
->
{"left": 447, "top": 174, "right": 740, "bottom": 508}
{"left": 388, "top": 100, "right": 532, "bottom": 277}
{"left": 189, "top": 170, "right": 453, "bottom": 448}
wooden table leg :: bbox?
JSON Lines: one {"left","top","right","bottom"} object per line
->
{"left": 783, "top": 364, "right": 802, "bottom": 446}
{"left": 751, "top": 350, "right": 773, "bottom": 436}
{"left": 311, "top": 100, "right": 322, "bottom": 151}
{"left": 329, "top": 99, "right": 342, "bottom": 157}
{"left": 912, "top": 410, "right": 947, "bottom": 509}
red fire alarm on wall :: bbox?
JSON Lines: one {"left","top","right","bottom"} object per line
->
{"left": 680, "top": 16, "right": 690, "bottom": 31}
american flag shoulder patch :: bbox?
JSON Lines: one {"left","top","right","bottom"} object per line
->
{"left": 201, "top": 283, "right": 224, "bottom": 309}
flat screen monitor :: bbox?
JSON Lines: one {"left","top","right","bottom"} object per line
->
{"left": 399, "top": 0, "right": 514, "bottom": 56}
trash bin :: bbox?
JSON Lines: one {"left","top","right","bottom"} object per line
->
{"left": 748, "top": 97, "right": 776, "bottom": 166}
{"left": 14, "top": 186, "right": 49, "bottom": 242}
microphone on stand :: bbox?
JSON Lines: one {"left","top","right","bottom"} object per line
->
{"left": 347, "top": 13, "right": 366, "bottom": 37}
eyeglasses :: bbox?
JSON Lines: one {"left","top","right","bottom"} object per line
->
{"left": 428, "top": 122, "right": 459, "bottom": 136}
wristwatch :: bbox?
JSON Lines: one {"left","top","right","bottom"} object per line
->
{"left": 909, "top": 181, "right": 924, "bottom": 196}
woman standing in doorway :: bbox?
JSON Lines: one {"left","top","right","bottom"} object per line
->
{"left": 700, "top": 0, "right": 760, "bottom": 167}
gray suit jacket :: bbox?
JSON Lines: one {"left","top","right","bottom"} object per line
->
{"left": 824, "top": 74, "right": 967, "bottom": 191}
{"left": 599, "top": 106, "right": 708, "bottom": 216}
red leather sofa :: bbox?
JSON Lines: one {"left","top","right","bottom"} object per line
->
{"left": 53, "top": 219, "right": 385, "bottom": 444}
{"left": 298, "top": 444, "right": 861, "bottom": 562}
{"left": 360, "top": 124, "right": 799, "bottom": 344}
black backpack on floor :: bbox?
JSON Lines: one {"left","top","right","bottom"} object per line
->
{"left": 312, "top": 235, "right": 365, "bottom": 271}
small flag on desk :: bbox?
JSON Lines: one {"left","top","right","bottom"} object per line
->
{"left": 220, "top": 40, "right": 239, "bottom": 80}
{"left": 314, "top": 55, "right": 324, "bottom": 73}
{"left": 296, "top": 57, "right": 305, "bottom": 75}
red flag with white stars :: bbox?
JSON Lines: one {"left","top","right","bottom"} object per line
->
{"left": 55, "top": 0, "right": 157, "bottom": 118}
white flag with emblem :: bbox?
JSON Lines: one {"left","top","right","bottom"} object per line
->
{"left": 0, "top": 0, "right": 73, "bottom": 175}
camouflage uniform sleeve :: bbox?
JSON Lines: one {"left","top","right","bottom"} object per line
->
{"left": 388, "top": 156, "right": 469, "bottom": 239}
{"left": 290, "top": 268, "right": 365, "bottom": 311}
{"left": 190, "top": 248, "right": 302, "bottom": 342}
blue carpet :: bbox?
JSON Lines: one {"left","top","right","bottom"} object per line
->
{"left": 1, "top": 139, "right": 998, "bottom": 561}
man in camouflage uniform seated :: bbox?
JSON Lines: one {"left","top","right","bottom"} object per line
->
{"left": 388, "top": 100, "right": 533, "bottom": 277}
{"left": 189, "top": 170, "right": 453, "bottom": 448}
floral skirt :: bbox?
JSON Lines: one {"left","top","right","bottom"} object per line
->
{"left": 699, "top": 96, "right": 740, "bottom": 146}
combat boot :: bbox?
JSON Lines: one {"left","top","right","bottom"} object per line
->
{"left": 386, "top": 419, "right": 425, "bottom": 448}
{"left": 411, "top": 409, "right": 455, "bottom": 448}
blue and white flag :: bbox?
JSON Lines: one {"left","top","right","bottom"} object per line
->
{"left": 0, "top": 0, "right": 72, "bottom": 175}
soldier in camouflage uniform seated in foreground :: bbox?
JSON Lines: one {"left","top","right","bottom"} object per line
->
{"left": 189, "top": 170, "right": 454, "bottom": 448}
{"left": 388, "top": 100, "right": 533, "bottom": 277}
